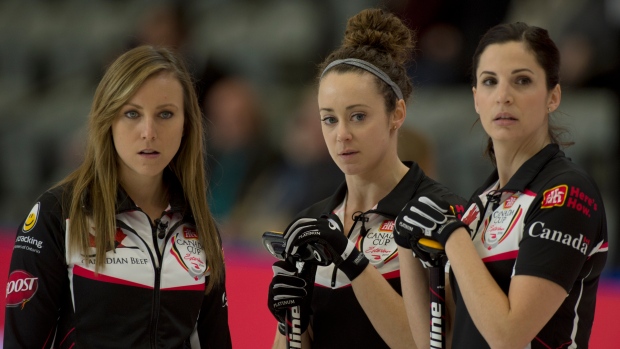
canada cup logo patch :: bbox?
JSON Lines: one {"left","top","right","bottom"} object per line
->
{"left": 482, "top": 206, "right": 522, "bottom": 250}
{"left": 359, "top": 220, "right": 398, "bottom": 267}
{"left": 171, "top": 228, "right": 207, "bottom": 280}
{"left": 22, "top": 202, "right": 40, "bottom": 233}
{"left": 6, "top": 270, "right": 39, "bottom": 308}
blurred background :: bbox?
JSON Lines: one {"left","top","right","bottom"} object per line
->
{"left": 0, "top": 0, "right": 618, "bottom": 347}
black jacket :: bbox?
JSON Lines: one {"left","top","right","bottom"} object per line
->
{"left": 296, "top": 162, "right": 466, "bottom": 349}
{"left": 4, "top": 173, "right": 231, "bottom": 348}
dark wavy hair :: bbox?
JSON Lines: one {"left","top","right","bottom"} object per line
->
{"left": 471, "top": 22, "right": 571, "bottom": 164}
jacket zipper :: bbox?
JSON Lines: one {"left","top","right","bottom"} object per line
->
{"left": 471, "top": 190, "right": 502, "bottom": 241}
{"left": 150, "top": 263, "right": 161, "bottom": 349}
{"left": 148, "top": 216, "right": 185, "bottom": 348}
{"left": 328, "top": 209, "right": 392, "bottom": 288}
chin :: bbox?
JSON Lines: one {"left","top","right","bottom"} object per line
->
{"left": 338, "top": 163, "right": 364, "bottom": 177}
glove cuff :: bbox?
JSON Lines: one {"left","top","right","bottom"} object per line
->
{"left": 435, "top": 219, "right": 469, "bottom": 246}
{"left": 393, "top": 224, "right": 413, "bottom": 249}
{"left": 277, "top": 322, "right": 286, "bottom": 335}
{"left": 338, "top": 247, "right": 369, "bottom": 282}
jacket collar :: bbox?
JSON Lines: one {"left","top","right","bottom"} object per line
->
{"left": 480, "top": 143, "right": 563, "bottom": 193}
{"left": 83, "top": 168, "right": 190, "bottom": 218}
{"left": 319, "top": 161, "right": 426, "bottom": 217}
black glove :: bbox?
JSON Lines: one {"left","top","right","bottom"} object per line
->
{"left": 395, "top": 195, "right": 468, "bottom": 263}
{"left": 283, "top": 216, "right": 369, "bottom": 282}
{"left": 267, "top": 260, "right": 314, "bottom": 335}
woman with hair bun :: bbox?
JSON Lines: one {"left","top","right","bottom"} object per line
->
{"left": 266, "top": 8, "right": 465, "bottom": 349}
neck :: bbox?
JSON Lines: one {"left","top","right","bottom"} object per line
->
{"left": 120, "top": 173, "right": 168, "bottom": 220}
{"left": 344, "top": 158, "right": 409, "bottom": 213}
{"left": 494, "top": 137, "right": 549, "bottom": 188}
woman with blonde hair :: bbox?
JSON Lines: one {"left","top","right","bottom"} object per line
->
{"left": 4, "top": 45, "right": 231, "bottom": 348}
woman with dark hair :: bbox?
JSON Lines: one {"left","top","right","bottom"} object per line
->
{"left": 4, "top": 45, "right": 231, "bottom": 348}
{"left": 266, "top": 8, "right": 465, "bottom": 349}
{"left": 395, "top": 22, "right": 608, "bottom": 348}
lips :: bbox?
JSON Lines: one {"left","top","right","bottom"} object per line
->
{"left": 494, "top": 112, "right": 517, "bottom": 121}
{"left": 339, "top": 149, "right": 358, "bottom": 156}
{"left": 139, "top": 149, "right": 160, "bottom": 155}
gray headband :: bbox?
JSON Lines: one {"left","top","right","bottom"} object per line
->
{"left": 321, "top": 58, "right": 403, "bottom": 100}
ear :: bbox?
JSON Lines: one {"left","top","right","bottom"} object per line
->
{"left": 547, "top": 84, "right": 561, "bottom": 112}
{"left": 391, "top": 99, "right": 407, "bottom": 130}
{"left": 472, "top": 86, "right": 479, "bottom": 114}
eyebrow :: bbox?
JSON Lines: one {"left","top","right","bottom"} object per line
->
{"left": 320, "top": 104, "right": 369, "bottom": 112}
{"left": 123, "top": 103, "right": 179, "bottom": 110}
{"left": 479, "top": 68, "right": 535, "bottom": 77}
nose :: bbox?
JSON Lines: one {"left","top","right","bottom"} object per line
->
{"left": 496, "top": 81, "right": 513, "bottom": 105}
{"left": 141, "top": 115, "right": 157, "bottom": 140}
{"left": 336, "top": 122, "right": 351, "bottom": 142}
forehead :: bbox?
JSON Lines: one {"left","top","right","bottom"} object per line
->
{"left": 477, "top": 41, "right": 542, "bottom": 74}
{"left": 129, "top": 71, "right": 183, "bottom": 99}
{"left": 318, "top": 71, "right": 381, "bottom": 103}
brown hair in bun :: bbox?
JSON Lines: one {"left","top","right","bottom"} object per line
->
{"left": 318, "top": 8, "right": 416, "bottom": 112}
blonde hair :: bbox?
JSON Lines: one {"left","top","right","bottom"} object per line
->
{"left": 57, "top": 45, "right": 224, "bottom": 289}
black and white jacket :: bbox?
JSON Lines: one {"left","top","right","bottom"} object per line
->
{"left": 4, "top": 171, "right": 231, "bottom": 349}
{"left": 450, "top": 144, "right": 608, "bottom": 348}
{"left": 296, "top": 162, "right": 466, "bottom": 349}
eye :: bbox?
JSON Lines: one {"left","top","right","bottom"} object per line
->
{"left": 160, "top": 111, "right": 173, "bottom": 119}
{"left": 321, "top": 116, "right": 337, "bottom": 125}
{"left": 481, "top": 77, "right": 497, "bottom": 86}
{"left": 124, "top": 110, "right": 139, "bottom": 119}
{"left": 351, "top": 113, "right": 365, "bottom": 122}
{"left": 515, "top": 76, "right": 532, "bottom": 85}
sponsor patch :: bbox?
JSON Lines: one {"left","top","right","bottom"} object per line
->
{"left": 541, "top": 185, "right": 568, "bottom": 209}
{"left": 13, "top": 235, "right": 44, "bottom": 254}
{"left": 6, "top": 270, "right": 39, "bottom": 308}
{"left": 22, "top": 202, "right": 40, "bottom": 233}
{"left": 359, "top": 227, "right": 398, "bottom": 267}
{"left": 567, "top": 186, "right": 598, "bottom": 217}
{"left": 379, "top": 220, "right": 394, "bottom": 232}
{"left": 504, "top": 195, "right": 518, "bottom": 209}
{"left": 183, "top": 227, "right": 198, "bottom": 240}
{"left": 483, "top": 207, "right": 522, "bottom": 250}
{"left": 171, "top": 231, "right": 206, "bottom": 279}
{"left": 528, "top": 221, "right": 590, "bottom": 255}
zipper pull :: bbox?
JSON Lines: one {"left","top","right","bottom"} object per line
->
{"left": 486, "top": 190, "right": 502, "bottom": 210}
{"left": 154, "top": 219, "right": 169, "bottom": 239}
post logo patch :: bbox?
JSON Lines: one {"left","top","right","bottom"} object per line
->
{"left": 6, "top": 270, "right": 39, "bottom": 308}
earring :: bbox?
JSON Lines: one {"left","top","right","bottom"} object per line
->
{"left": 548, "top": 107, "right": 551, "bottom": 112}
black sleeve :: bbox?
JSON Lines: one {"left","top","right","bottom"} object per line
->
{"left": 441, "top": 193, "right": 468, "bottom": 221}
{"left": 194, "top": 274, "right": 232, "bottom": 349}
{"left": 515, "top": 173, "right": 607, "bottom": 292}
{"left": 4, "top": 191, "right": 69, "bottom": 348}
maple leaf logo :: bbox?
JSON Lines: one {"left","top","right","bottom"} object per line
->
{"left": 462, "top": 206, "right": 479, "bottom": 226}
